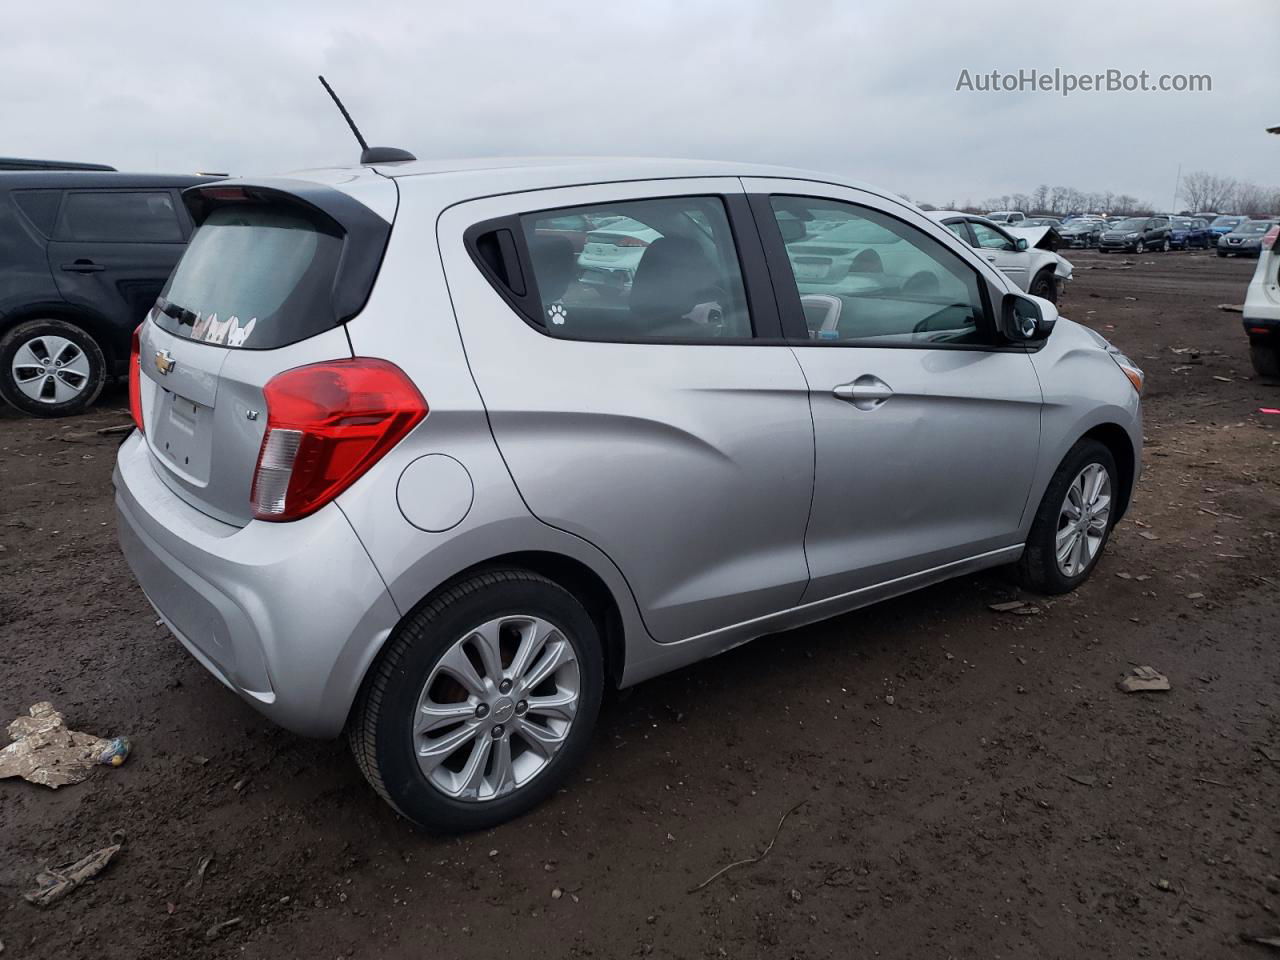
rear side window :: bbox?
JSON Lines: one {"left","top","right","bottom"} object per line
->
{"left": 55, "top": 191, "right": 183, "bottom": 243}
{"left": 518, "top": 196, "right": 752, "bottom": 341}
{"left": 12, "top": 190, "right": 62, "bottom": 235}
{"left": 152, "top": 205, "right": 344, "bottom": 349}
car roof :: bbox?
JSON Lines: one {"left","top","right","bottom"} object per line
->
{"left": 0, "top": 171, "right": 219, "bottom": 190}
{"left": 284, "top": 156, "right": 907, "bottom": 207}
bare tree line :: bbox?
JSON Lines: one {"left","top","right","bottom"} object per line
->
{"left": 913, "top": 172, "right": 1278, "bottom": 218}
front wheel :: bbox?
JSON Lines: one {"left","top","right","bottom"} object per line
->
{"left": 1134, "top": 240, "right": 1146, "bottom": 254}
{"left": 1017, "top": 439, "right": 1119, "bottom": 594}
{"left": 1217, "top": 249, "right": 1228, "bottom": 258}
{"left": 1029, "top": 269, "right": 1057, "bottom": 303}
{"left": 0, "top": 318, "right": 107, "bottom": 417}
{"left": 348, "top": 569, "right": 604, "bottom": 832}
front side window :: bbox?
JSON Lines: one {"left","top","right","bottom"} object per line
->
{"left": 520, "top": 196, "right": 751, "bottom": 341}
{"left": 770, "top": 197, "right": 988, "bottom": 346}
{"left": 55, "top": 191, "right": 183, "bottom": 243}
{"left": 971, "top": 222, "right": 1016, "bottom": 251}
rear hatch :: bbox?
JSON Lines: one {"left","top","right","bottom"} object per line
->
{"left": 136, "top": 175, "right": 397, "bottom": 526}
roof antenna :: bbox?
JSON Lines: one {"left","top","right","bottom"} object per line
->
{"left": 317, "top": 75, "right": 416, "bottom": 165}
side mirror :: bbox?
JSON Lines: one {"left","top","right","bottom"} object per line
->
{"left": 1000, "top": 291, "right": 1057, "bottom": 342}
{"left": 1015, "top": 237, "right": 1029, "bottom": 251}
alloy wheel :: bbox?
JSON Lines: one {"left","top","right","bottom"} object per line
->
{"left": 413, "top": 615, "right": 580, "bottom": 802}
{"left": 10, "top": 335, "right": 91, "bottom": 404}
{"left": 1055, "top": 463, "right": 1112, "bottom": 577}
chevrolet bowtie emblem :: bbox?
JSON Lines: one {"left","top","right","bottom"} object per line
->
{"left": 154, "top": 350, "right": 176, "bottom": 376}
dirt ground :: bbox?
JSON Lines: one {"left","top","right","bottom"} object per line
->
{"left": 1, "top": 249, "right": 1277, "bottom": 959}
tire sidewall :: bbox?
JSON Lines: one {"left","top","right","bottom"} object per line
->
{"left": 1025, "top": 440, "right": 1119, "bottom": 593}
{"left": 0, "top": 319, "right": 107, "bottom": 417}
{"left": 372, "top": 576, "right": 604, "bottom": 831}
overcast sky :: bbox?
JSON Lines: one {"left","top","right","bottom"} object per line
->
{"left": 4, "top": 1, "right": 1277, "bottom": 207}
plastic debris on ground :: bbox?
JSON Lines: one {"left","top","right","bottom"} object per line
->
{"left": 0, "top": 702, "right": 131, "bottom": 789}
{"left": 25, "top": 837, "right": 124, "bottom": 908}
{"left": 1118, "top": 665, "right": 1171, "bottom": 693}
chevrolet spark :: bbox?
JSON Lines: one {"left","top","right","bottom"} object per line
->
{"left": 114, "top": 158, "right": 1143, "bottom": 831}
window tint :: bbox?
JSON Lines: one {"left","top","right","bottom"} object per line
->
{"left": 520, "top": 197, "right": 751, "bottom": 341}
{"left": 56, "top": 191, "right": 183, "bottom": 243}
{"left": 971, "top": 222, "right": 1015, "bottom": 251}
{"left": 771, "top": 197, "right": 987, "bottom": 346}
{"left": 153, "top": 204, "right": 343, "bottom": 349}
{"left": 12, "top": 190, "right": 61, "bottom": 235}
{"left": 944, "top": 220, "right": 972, "bottom": 244}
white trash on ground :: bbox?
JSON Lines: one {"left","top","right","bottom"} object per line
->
{"left": 0, "top": 702, "right": 130, "bottom": 789}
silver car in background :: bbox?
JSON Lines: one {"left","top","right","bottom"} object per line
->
{"left": 114, "top": 158, "right": 1143, "bottom": 831}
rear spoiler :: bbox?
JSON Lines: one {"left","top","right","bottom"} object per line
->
{"left": 181, "top": 178, "right": 393, "bottom": 324}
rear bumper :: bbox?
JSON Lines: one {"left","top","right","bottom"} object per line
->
{"left": 113, "top": 432, "right": 400, "bottom": 738}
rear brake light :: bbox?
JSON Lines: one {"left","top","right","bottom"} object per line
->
{"left": 128, "top": 323, "right": 144, "bottom": 433}
{"left": 1264, "top": 226, "right": 1279, "bottom": 249}
{"left": 250, "top": 358, "right": 427, "bottom": 521}
{"left": 614, "top": 236, "right": 649, "bottom": 247}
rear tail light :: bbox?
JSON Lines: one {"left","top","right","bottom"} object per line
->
{"left": 128, "top": 323, "right": 144, "bottom": 433}
{"left": 614, "top": 235, "right": 649, "bottom": 247}
{"left": 1264, "top": 226, "right": 1279, "bottom": 250}
{"left": 250, "top": 358, "right": 427, "bottom": 522}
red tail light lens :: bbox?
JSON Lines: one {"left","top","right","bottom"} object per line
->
{"left": 128, "top": 323, "right": 145, "bottom": 433}
{"left": 614, "top": 235, "right": 649, "bottom": 247}
{"left": 250, "top": 358, "right": 427, "bottom": 522}
{"left": 1264, "top": 226, "right": 1279, "bottom": 250}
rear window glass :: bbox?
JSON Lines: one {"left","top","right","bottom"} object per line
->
{"left": 152, "top": 205, "right": 344, "bottom": 349}
{"left": 12, "top": 189, "right": 61, "bottom": 235}
{"left": 56, "top": 191, "right": 183, "bottom": 242}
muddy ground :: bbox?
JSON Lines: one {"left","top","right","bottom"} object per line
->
{"left": 1, "top": 249, "right": 1277, "bottom": 959}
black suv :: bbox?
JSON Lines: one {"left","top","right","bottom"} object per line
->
{"left": 1098, "top": 216, "right": 1172, "bottom": 254}
{"left": 0, "top": 171, "right": 214, "bottom": 416}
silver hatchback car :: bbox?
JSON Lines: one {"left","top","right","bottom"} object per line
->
{"left": 114, "top": 158, "right": 1143, "bottom": 830}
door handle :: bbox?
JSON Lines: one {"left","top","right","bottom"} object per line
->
{"left": 61, "top": 260, "right": 104, "bottom": 273}
{"left": 833, "top": 375, "right": 893, "bottom": 411}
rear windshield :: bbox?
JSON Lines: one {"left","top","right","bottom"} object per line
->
{"left": 152, "top": 205, "right": 343, "bottom": 349}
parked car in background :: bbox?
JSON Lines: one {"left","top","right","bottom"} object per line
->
{"left": 115, "top": 157, "right": 1142, "bottom": 831}
{"left": 0, "top": 170, "right": 215, "bottom": 416}
{"left": 928, "top": 212, "right": 1072, "bottom": 300}
{"left": 1168, "top": 216, "right": 1212, "bottom": 250}
{"left": 1023, "top": 216, "right": 1062, "bottom": 228}
{"left": 1059, "top": 217, "right": 1106, "bottom": 249}
{"left": 1243, "top": 222, "right": 1280, "bottom": 377}
{"left": 1208, "top": 215, "right": 1247, "bottom": 241}
{"left": 573, "top": 216, "right": 661, "bottom": 295}
{"left": 533, "top": 212, "right": 625, "bottom": 255}
{"left": 1098, "top": 216, "right": 1172, "bottom": 253}
{"left": 1217, "top": 219, "right": 1279, "bottom": 258}
{"left": 984, "top": 210, "right": 1026, "bottom": 224}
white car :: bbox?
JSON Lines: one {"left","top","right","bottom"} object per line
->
{"left": 929, "top": 212, "right": 1073, "bottom": 302}
{"left": 985, "top": 210, "right": 1027, "bottom": 224}
{"left": 574, "top": 217, "right": 661, "bottom": 295}
{"left": 1243, "top": 222, "right": 1280, "bottom": 378}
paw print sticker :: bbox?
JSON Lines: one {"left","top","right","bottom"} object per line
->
{"left": 547, "top": 302, "right": 568, "bottom": 325}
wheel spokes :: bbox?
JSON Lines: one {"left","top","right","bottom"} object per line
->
{"left": 416, "top": 721, "right": 481, "bottom": 774}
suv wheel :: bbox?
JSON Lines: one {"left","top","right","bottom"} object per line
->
{"left": 1017, "top": 439, "right": 1118, "bottom": 594}
{"left": 1250, "top": 344, "right": 1280, "bottom": 380}
{"left": 0, "top": 319, "right": 107, "bottom": 417}
{"left": 1134, "top": 240, "right": 1146, "bottom": 254}
{"left": 349, "top": 569, "right": 604, "bottom": 831}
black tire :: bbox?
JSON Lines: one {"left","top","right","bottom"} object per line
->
{"left": 1217, "top": 249, "right": 1228, "bottom": 258}
{"left": 348, "top": 569, "right": 604, "bottom": 832}
{"left": 1134, "top": 240, "right": 1146, "bottom": 255}
{"left": 0, "top": 318, "right": 107, "bottom": 418}
{"left": 1251, "top": 344, "right": 1280, "bottom": 380}
{"left": 1017, "top": 439, "right": 1119, "bottom": 595}
{"left": 1029, "top": 269, "right": 1057, "bottom": 302}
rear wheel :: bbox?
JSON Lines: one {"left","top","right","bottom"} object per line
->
{"left": 0, "top": 319, "right": 107, "bottom": 418}
{"left": 1017, "top": 439, "right": 1118, "bottom": 594}
{"left": 349, "top": 569, "right": 604, "bottom": 831}
{"left": 1251, "top": 344, "right": 1280, "bottom": 380}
